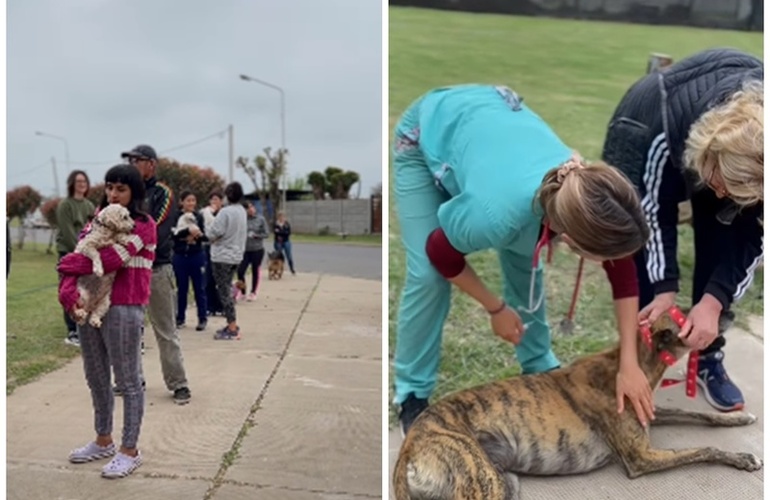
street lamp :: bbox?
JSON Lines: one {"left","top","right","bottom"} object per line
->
{"left": 239, "top": 74, "right": 287, "bottom": 210}
{"left": 35, "top": 130, "right": 70, "bottom": 197}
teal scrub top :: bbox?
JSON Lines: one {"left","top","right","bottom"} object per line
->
{"left": 416, "top": 84, "right": 573, "bottom": 256}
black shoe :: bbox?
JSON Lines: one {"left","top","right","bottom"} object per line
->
{"left": 398, "top": 393, "right": 429, "bottom": 437}
{"left": 176, "top": 321, "right": 185, "bottom": 329}
{"left": 113, "top": 380, "right": 146, "bottom": 397}
{"left": 173, "top": 387, "right": 191, "bottom": 405}
{"left": 196, "top": 321, "right": 207, "bottom": 331}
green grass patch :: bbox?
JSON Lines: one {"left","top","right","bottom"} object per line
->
{"left": 291, "top": 233, "right": 382, "bottom": 246}
{"left": 388, "top": 7, "right": 763, "bottom": 424}
{"left": 7, "top": 243, "right": 81, "bottom": 394}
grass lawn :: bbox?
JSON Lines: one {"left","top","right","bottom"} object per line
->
{"left": 6, "top": 243, "right": 81, "bottom": 395}
{"left": 291, "top": 232, "right": 382, "bottom": 246}
{"left": 388, "top": 7, "right": 763, "bottom": 424}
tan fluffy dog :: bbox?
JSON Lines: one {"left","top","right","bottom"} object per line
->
{"left": 393, "top": 311, "right": 762, "bottom": 500}
{"left": 70, "top": 204, "right": 135, "bottom": 328}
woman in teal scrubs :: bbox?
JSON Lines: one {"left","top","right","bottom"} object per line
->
{"left": 393, "top": 84, "right": 653, "bottom": 435}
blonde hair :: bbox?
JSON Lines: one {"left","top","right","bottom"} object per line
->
{"left": 684, "top": 79, "right": 763, "bottom": 207}
{"left": 536, "top": 159, "right": 650, "bottom": 260}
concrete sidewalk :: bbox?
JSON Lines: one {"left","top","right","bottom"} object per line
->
{"left": 7, "top": 272, "right": 382, "bottom": 500}
{"left": 388, "top": 319, "right": 764, "bottom": 499}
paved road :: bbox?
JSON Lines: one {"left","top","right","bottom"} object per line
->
{"left": 12, "top": 228, "right": 382, "bottom": 281}
{"left": 291, "top": 242, "right": 382, "bottom": 281}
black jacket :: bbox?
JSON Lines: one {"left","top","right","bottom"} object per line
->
{"left": 144, "top": 177, "right": 175, "bottom": 267}
{"left": 171, "top": 210, "right": 208, "bottom": 256}
{"left": 274, "top": 221, "right": 292, "bottom": 243}
{"left": 602, "top": 48, "right": 763, "bottom": 309}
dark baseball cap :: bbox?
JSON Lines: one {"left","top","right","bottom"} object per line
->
{"left": 121, "top": 144, "right": 158, "bottom": 161}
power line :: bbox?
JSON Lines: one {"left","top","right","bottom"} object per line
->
{"left": 7, "top": 159, "right": 53, "bottom": 180}
{"left": 52, "top": 127, "right": 231, "bottom": 166}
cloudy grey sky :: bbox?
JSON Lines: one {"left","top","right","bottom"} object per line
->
{"left": 7, "top": 0, "right": 383, "bottom": 199}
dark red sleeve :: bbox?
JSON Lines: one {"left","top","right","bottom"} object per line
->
{"left": 426, "top": 227, "right": 467, "bottom": 278}
{"left": 602, "top": 256, "right": 639, "bottom": 300}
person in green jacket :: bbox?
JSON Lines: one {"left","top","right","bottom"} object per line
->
{"left": 56, "top": 170, "right": 95, "bottom": 347}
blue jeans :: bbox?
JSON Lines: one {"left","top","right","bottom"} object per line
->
{"left": 274, "top": 240, "right": 295, "bottom": 273}
{"left": 172, "top": 252, "right": 207, "bottom": 324}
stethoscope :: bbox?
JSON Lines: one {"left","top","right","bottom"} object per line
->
{"left": 518, "top": 220, "right": 554, "bottom": 315}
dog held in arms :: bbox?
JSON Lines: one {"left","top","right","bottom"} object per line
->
{"left": 70, "top": 204, "right": 136, "bottom": 328}
{"left": 393, "top": 308, "right": 762, "bottom": 500}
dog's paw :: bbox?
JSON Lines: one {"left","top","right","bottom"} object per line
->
{"left": 93, "top": 265, "right": 104, "bottom": 277}
{"left": 736, "top": 453, "right": 763, "bottom": 472}
{"left": 89, "top": 317, "right": 103, "bottom": 328}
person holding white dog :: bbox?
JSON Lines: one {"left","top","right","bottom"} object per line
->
{"left": 171, "top": 190, "right": 208, "bottom": 331}
{"left": 57, "top": 164, "right": 155, "bottom": 479}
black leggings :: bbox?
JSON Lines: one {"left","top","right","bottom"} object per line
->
{"left": 237, "top": 249, "right": 265, "bottom": 293}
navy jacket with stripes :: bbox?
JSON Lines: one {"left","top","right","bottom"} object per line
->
{"left": 602, "top": 48, "right": 763, "bottom": 310}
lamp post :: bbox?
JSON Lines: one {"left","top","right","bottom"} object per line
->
{"left": 239, "top": 74, "right": 287, "bottom": 210}
{"left": 35, "top": 130, "right": 69, "bottom": 197}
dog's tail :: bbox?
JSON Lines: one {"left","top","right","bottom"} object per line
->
{"left": 394, "top": 432, "right": 515, "bottom": 500}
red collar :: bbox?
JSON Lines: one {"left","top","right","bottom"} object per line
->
{"left": 639, "top": 305, "right": 686, "bottom": 366}
{"left": 640, "top": 305, "right": 698, "bottom": 398}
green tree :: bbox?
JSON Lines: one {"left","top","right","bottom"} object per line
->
{"left": 157, "top": 159, "right": 226, "bottom": 209}
{"left": 307, "top": 171, "right": 326, "bottom": 200}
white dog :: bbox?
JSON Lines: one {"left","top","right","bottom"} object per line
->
{"left": 70, "top": 204, "right": 135, "bottom": 328}
{"left": 173, "top": 212, "right": 200, "bottom": 243}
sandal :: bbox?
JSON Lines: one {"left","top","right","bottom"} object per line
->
{"left": 68, "top": 441, "right": 116, "bottom": 464}
{"left": 101, "top": 451, "right": 142, "bottom": 479}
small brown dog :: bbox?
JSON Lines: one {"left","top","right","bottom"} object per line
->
{"left": 393, "top": 308, "right": 762, "bottom": 500}
{"left": 268, "top": 250, "right": 284, "bottom": 280}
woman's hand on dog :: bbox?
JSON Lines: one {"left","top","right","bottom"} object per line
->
{"left": 638, "top": 291, "right": 677, "bottom": 323}
{"left": 679, "top": 294, "right": 722, "bottom": 350}
{"left": 490, "top": 306, "right": 524, "bottom": 345}
{"left": 617, "top": 362, "right": 655, "bottom": 428}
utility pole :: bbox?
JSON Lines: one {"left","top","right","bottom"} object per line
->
{"left": 51, "top": 157, "right": 61, "bottom": 197}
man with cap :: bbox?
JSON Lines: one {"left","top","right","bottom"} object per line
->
{"left": 121, "top": 144, "right": 192, "bottom": 405}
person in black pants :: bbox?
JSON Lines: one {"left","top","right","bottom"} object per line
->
{"left": 273, "top": 210, "right": 296, "bottom": 275}
{"left": 55, "top": 170, "right": 95, "bottom": 347}
{"left": 601, "top": 48, "right": 763, "bottom": 412}
{"left": 171, "top": 191, "right": 208, "bottom": 331}
{"left": 236, "top": 201, "right": 269, "bottom": 301}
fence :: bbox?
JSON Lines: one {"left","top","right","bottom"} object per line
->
{"left": 389, "top": 0, "right": 763, "bottom": 31}
{"left": 283, "top": 198, "right": 381, "bottom": 235}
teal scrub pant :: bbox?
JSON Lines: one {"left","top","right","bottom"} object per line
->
{"left": 392, "top": 96, "right": 560, "bottom": 405}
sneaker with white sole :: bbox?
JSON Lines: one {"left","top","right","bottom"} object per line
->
{"left": 101, "top": 451, "right": 142, "bottom": 479}
{"left": 64, "top": 332, "right": 80, "bottom": 347}
{"left": 68, "top": 441, "right": 116, "bottom": 463}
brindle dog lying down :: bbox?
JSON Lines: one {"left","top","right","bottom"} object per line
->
{"left": 393, "top": 309, "right": 762, "bottom": 500}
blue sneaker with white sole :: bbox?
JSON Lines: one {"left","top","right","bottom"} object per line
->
{"left": 696, "top": 350, "right": 744, "bottom": 412}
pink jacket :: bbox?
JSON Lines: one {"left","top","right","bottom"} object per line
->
{"left": 58, "top": 214, "right": 157, "bottom": 312}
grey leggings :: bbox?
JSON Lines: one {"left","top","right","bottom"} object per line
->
{"left": 79, "top": 305, "right": 145, "bottom": 449}
{"left": 212, "top": 262, "right": 238, "bottom": 324}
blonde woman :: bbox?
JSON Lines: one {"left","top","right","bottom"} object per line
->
{"left": 602, "top": 48, "right": 763, "bottom": 413}
{"left": 393, "top": 84, "right": 652, "bottom": 435}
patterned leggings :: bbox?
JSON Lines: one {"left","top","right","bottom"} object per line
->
{"left": 79, "top": 305, "right": 145, "bottom": 449}
{"left": 212, "top": 262, "right": 238, "bottom": 324}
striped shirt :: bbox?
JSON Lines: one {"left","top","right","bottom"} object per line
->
{"left": 58, "top": 214, "right": 157, "bottom": 310}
